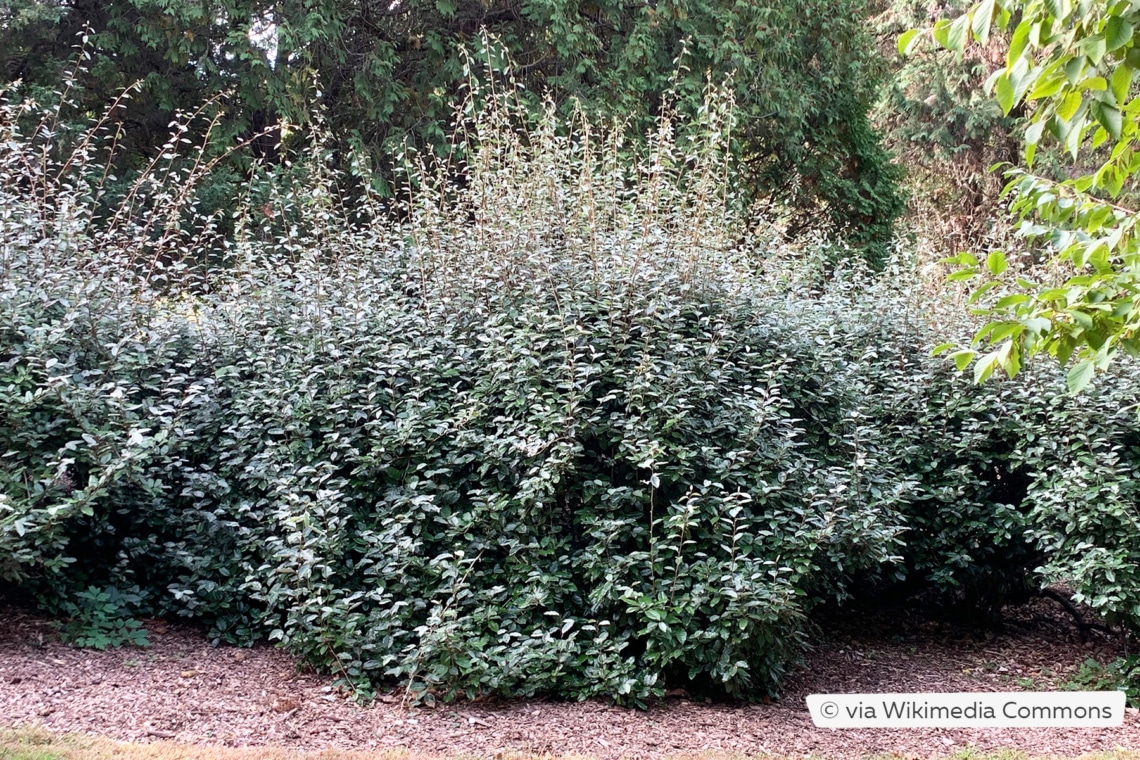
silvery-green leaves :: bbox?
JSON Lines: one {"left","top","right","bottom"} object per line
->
{"left": 6, "top": 72, "right": 1140, "bottom": 706}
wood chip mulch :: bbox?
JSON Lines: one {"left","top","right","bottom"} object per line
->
{"left": 2, "top": 596, "right": 1139, "bottom": 758}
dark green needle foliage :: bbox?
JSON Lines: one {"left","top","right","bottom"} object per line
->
{"left": 0, "top": 0, "right": 903, "bottom": 263}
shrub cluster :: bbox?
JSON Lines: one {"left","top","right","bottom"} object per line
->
{"left": 3, "top": 81, "right": 1140, "bottom": 705}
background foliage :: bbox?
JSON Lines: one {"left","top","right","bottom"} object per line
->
{"left": 0, "top": 0, "right": 903, "bottom": 262}
{"left": 875, "top": 0, "right": 1023, "bottom": 257}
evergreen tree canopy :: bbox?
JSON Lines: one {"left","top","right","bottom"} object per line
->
{"left": 1, "top": 0, "right": 903, "bottom": 259}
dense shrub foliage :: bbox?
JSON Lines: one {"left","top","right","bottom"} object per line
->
{"left": 3, "top": 83, "right": 1140, "bottom": 704}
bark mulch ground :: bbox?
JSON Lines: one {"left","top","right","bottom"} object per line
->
{"left": 1, "top": 596, "right": 1138, "bottom": 759}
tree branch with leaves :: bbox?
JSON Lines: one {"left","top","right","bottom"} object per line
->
{"left": 906, "top": 0, "right": 1140, "bottom": 393}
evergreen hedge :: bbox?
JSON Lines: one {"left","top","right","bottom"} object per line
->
{"left": 3, "top": 82, "right": 1140, "bottom": 704}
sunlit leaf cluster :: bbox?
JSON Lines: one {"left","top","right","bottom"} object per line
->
{"left": 911, "top": 0, "right": 1140, "bottom": 392}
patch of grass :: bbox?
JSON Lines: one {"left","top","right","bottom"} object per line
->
{"left": 938, "top": 752, "right": 1140, "bottom": 760}
{"left": 4, "top": 729, "right": 1140, "bottom": 760}
{"left": 0, "top": 726, "right": 72, "bottom": 759}
{"left": 0, "top": 729, "right": 406, "bottom": 760}
{"left": 941, "top": 751, "right": 1028, "bottom": 760}
{"left": 0, "top": 745, "right": 65, "bottom": 760}
{"left": 0, "top": 749, "right": 65, "bottom": 760}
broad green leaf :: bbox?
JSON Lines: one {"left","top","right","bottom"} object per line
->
{"left": 975, "top": 320, "right": 1001, "bottom": 342}
{"left": 1004, "top": 340, "right": 1022, "bottom": 377}
{"left": 986, "top": 250, "right": 1008, "bottom": 276}
{"left": 1056, "top": 335, "right": 1078, "bottom": 365}
{"left": 1064, "top": 56, "right": 1085, "bottom": 84}
{"left": 1043, "top": 0, "right": 1069, "bottom": 20}
{"left": 988, "top": 322, "right": 1025, "bottom": 343}
{"left": 948, "top": 251, "right": 979, "bottom": 266}
{"left": 950, "top": 349, "right": 977, "bottom": 371}
{"left": 932, "top": 18, "right": 953, "bottom": 49}
{"left": 947, "top": 13, "right": 971, "bottom": 51}
{"left": 1084, "top": 35, "right": 1108, "bottom": 64}
{"left": 1025, "top": 119, "right": 1047, "bottom": 147}
{"left": 1097, "top": 163, "right": 1125, "bottom": 195}
{"left": 968, "top": 279, "right": 1003, "bottom": 304}
{"left": 1085, "top": 328, "right": 1110, "bottom": 351}
{"left": 995, "top": 293, "right": 1031, "bottom": 309}
{"left": 1057, "top": 90, "right": 1083, "bottom": 120}
{"left": 898, "top": 29, "right": 921, "bottom": 56}
{"left": 985, "top": 66, "right": 1006, "bottom": 94}
{"left": 972, "top": 0, "right": 996, "bottom": 43}
{"left": 973, "top": 348, "right": 1003, "bottom": 382}
{"left": 1095, "top": 103, "right": 1123, "bottom": 140}
{"left": 1105, "top": 15, "right": 1133, "bottom": 52}
{"left": 1091, "top": 125, "right": 1110, "bottom": 150}
{"left": 1089, "top": 242, "right": 1111, "bottom": 271}
{"left": 1066, "top": 357, "right": 1095, "bottom": 393}
{"left": 1107, "top": 165, "right": 1126, "bottom": 195}
{"left": 1065, "top": 113, "right": 1087, "bottom": 158}
{"left": 1008, "top": 20, "right": 1032, "bottom": 67}
{"left": 996, "top": 73, "right": 1016, "bottom": 114}
{"left": 1029, "top": 71, "right": 1067, "bottom": 99}
{"left": 1009, "top": 56, "right": 1038, "bottom": 100}
{"left": 1111, "top": 65, "right": 1133, "bottom": 106}
{"left": 931, "top": 342, "right": 956, "bottom": 356}
{"left": 995, "top": 4, "right": 1011, "bottom": 29}
{"left": 1072, "top": 310, "right": 1095, "bottom": 329}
